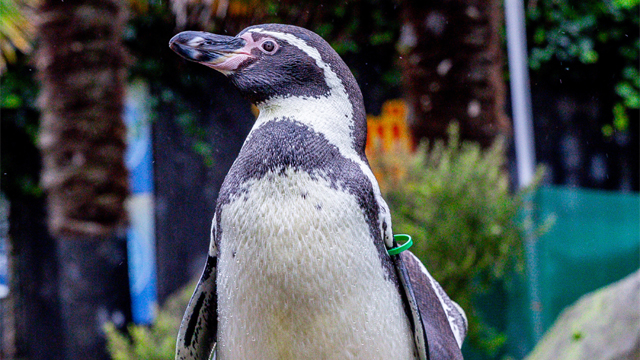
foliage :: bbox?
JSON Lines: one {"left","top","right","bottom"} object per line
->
{"left": 381, "top": 125, "right": 544, "bottom": 358}
{"left": 0, "top": 58, "right": 42, "bottom": 199}
{"left": 0, "top": 0, "right": 35, "bottom": 74}
{"left": 105, "top": 281, "right": 195, "bottom": 360}
{"left": 527, "top": 0, "right": 639, "bottom": 136}
{"left": 258, "top": 0, "right": 400, "bottom": 55}
{"left": 0, "top": 0, "right": 40, "bottom": 200}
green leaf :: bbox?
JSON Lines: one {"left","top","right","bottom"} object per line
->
{"left": 533, "top": 27, "right": 546, "bottom": 45}
{"left": 625, "top": 95, "right": 640, "bottom": 108}
{"left": 613, "top": 103, "right": 630, "bottom": 131}
{"left": 622, "top": 66, "right": 639, "bottom": 86}
{"left": 193, "top": 141, "right": 214, "bottom": 168}
{"left": 331, "top": 39, "right": 359, "bottom": 54}
{"left": 616, "top": 81, "right": 639, "bottom": 103}
{"left": 578, "top": 38, "right": 598, "bottom": 63}
{"left": 579, "top": 49, "right": 598, "bottom": 63}
{"left": 1, "top": 92, "right": 22, "bottom": 108}
{"left": 315, "top": 23, "right": 333, "bottom": 38}
{"left": 370, "top": 31, "right": 393, "bottom": 46}
{"left": 614, "top": 0, "right": 639, "bottom": 9}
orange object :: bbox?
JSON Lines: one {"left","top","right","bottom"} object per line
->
{"left": 365, "top": 99, "right": 414, "bottom": 191}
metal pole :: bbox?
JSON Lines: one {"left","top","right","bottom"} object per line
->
{"left": 505, "top": 0, "right": 536, "bottom": 188}
{"left": 504, "top": 0, "right": 543, "bottom": 346}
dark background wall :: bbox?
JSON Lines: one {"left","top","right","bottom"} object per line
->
{"left": 152, "top": 69, "right": 254, "bottom": 302}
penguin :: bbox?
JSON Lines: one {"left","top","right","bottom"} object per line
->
{"left": 169, "top": 24, "right": 467, "bottom": 360}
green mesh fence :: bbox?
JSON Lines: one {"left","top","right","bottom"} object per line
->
{"left": 504, "top": 186, "right": 640, "bottom": 358}
{"left": 464, "top": 186, "right": 639, "bottom": 359}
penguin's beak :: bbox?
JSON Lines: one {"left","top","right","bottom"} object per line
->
{"left": 169, "top": 31, "right": 253, "bottom": 74}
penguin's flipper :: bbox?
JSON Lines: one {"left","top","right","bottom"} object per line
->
{"left": 400, "top": 250, "right": 467, "bottom": 360}
{"left": 175, "top": 255, "right": 218, "bottom": 360}
{"left": 176, "top": 218, "right": 219, "bottom": 360}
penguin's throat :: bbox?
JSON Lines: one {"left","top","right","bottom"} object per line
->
{"left": 253, "top": 93, "right": 358, "bottom": 152}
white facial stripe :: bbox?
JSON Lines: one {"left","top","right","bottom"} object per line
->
{"left": 248, "top": 28, "right": 355, "bottom": 164}
{"left": 248, "top": 28, "right": 393, "bottom": 247}
{"left": 249, "top": 29, "right": 350, "bottom": 102}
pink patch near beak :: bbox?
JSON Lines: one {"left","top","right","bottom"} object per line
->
{"left": 207, "top": 33, "right": 260, "bottom": 73}
{"left": 206, "top": 54, "right": 252, "bottom": 72}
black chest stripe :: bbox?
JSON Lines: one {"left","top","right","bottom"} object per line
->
{"left": 215, "top": 118, "right": 396, "bottom": 282}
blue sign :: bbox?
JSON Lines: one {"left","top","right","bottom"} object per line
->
{"left": 0, "top": 195, "right": 8, "bottom": 299}
{"left": 124, "top": 80, "right": 157, "bottom": 324}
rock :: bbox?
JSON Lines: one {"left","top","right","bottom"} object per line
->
{"left": 525, "top": 269, "right": 640, "bottom": 360}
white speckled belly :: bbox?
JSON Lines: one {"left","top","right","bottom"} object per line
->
{"left": 216, "top": 167, "right": 416, "bottom": 360}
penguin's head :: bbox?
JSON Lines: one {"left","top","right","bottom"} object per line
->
{"left": 169, "top": 24, "right": 357, "bottom": 106}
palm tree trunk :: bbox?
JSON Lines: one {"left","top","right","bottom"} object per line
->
{"left": 37, "top": 0, "right": 129, "bottom": 232}
{"left": 36, "top": 0, "right": 131, "bottom": 358}
{"left": 399, "top": 0, "right": 510, "bottom": 147}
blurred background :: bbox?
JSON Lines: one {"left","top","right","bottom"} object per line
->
{"left": 0, "top": 0, "right": 638, "bottom": 359}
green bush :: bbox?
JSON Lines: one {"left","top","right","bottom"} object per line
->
{"left": 381, "top": 125, "right": 544, "bottom": 357}
{"left": 105, "top": 282, "right": 194, "bottom": 360}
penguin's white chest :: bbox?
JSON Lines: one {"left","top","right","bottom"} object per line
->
{"left": 216, "top": 167, "right": 416, "bottom": 360}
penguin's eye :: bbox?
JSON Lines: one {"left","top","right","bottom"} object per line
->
{"left": 203, "top": 40, "right": 213, "bottom": 46}
{"left": 261, "top": 40, "right": 276, "bottom": 53}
